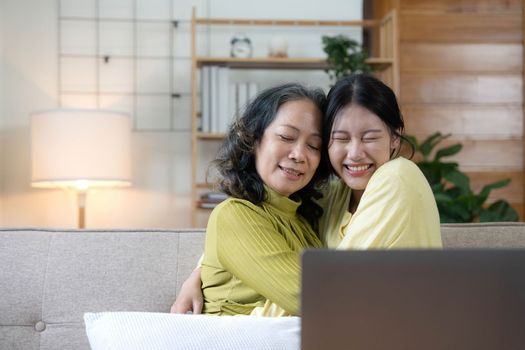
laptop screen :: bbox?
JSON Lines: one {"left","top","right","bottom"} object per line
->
{"left": 301, "top": 249, "right": 525, "bottom": 350}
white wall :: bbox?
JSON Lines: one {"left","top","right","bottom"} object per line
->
{"left": 0, "top": 0, "right": 362, "bottom": 229}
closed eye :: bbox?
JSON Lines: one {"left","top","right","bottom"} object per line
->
{"left": 278, "top": 134, "right": 294, "bottom": 142}
{"left": 308, "top": 144, "right": 320, "bottom": 151}
{"left": 362, "top": 130, "right": 385, "bottom": 142}
{"left": 331, "top": 131, "right": 349, "bottom": 142}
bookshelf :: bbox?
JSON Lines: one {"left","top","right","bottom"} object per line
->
{"left": 190, "top": 7, "right": 399, "bottom": 227}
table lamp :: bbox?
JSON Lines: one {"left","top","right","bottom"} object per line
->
{"left": 30, "top": 109, "right": 132, "bottom": 228}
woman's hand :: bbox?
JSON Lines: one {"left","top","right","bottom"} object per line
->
{"left": 170, "top": 267, "right": 203, "bottom": 314}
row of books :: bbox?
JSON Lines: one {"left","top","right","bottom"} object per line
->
{"left": 197, "top": 191, "right": 228, "bottom": 209}
{"left": 200, "top": 66, "right": 258, "bottom": 133}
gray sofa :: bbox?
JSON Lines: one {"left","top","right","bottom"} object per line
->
{"left": 2, "top": 223, "right": 525, "bottom": 350}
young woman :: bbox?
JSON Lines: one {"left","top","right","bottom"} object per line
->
{"left": 317, "top": 73, "right": 441, "bottom": 249}
{"left": 172, "top": 74, "right": 442, "bottom": 315}
{"left": 194, "top": 83, "right": 329, "bottom": 316}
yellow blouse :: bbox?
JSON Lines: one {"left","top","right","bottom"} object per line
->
{"left": 201, "top": 186, "right": 323, "bottom": 316}
{"left": 318, "top": 157, "right": 442, "bottom": 249}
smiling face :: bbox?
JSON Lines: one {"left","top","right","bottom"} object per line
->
{"left": 328, "top": 104, "right": 399, "bottom": 196}
{"left": 255, "top": 99, "right": 322, "bottom": 197}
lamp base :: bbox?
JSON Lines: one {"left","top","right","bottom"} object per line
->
{"left": 77, "top": 191, "right": 86, "bottom": 229}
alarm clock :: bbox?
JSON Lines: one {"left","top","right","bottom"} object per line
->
{"left": 230, "top": 33, "right": 253, "bottom": 58}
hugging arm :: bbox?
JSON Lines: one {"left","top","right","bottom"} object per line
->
{"left": 170, "top": 267, "right": 203, "bottom": 314}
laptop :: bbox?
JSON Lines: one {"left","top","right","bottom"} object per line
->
{"left": 301, "top": 249, "right": 525, "bottom": 350}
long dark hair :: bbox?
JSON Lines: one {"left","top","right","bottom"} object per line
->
{"left": 210, "top": 83, "right": 329, "bottom": 228}
{"left": 324, "top": 73, "right": 413, "bottom": 168}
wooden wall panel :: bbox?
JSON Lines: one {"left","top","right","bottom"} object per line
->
{"left": 373, "top": 0, "right": 398, "bottom": 18}
{"left": 426, "top": 139, "right": 522, "bottom": 171}
{"left": 376, "top": 0, "right": 524, "bottom": 219}
{"left": 400, "top": 0, "right": 521, "bottom": 14}
{"left": 400, "top": 73, "right": 522, "bottom": 104}
{"left": 522, "top": 0, "right": 525, "bottom": 218}
{"left": 401, "top": 43, "right": 522, "bottom": 72}
{"left": 403, "top": 105, "right": 523, "bottom": 138}
{"left": 400, "top": 13, "right": 521, "bottom": 43}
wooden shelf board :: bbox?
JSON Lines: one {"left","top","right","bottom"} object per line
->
{"left": 196, "top": 57, "right": 327, "bottom": 69}
{"left": 196, "top": 57, "right": 392, "bottom": 70}
{"left": 365, "top": 58, "right": 394, "bottom": 70}
{"left": 195, "top": 18, "right": 380, "bottom": 28}
{"left": 196, "top": 132, "right": 226, "bottom": 139}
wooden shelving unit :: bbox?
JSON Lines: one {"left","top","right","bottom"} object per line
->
{"left": 190, "top": 7, "right": 399, "bottom": 227}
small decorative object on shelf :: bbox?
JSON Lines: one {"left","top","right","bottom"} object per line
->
{"left": 230, "top": 33, "right": 253, "bottom": 58}
{"left": 268, "top": 36, "right": 288, "bottom": 58}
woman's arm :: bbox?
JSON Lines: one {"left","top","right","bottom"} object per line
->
{"left": 170, "top": 267, "right": 203, "bottom": 314}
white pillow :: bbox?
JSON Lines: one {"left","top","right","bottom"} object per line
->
{"left": 84, "top": 312, "right": 300, "bottom": 350}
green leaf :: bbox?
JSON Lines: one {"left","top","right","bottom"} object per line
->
{"left": 434, "top": 144, "right": 462, "bottom": 161}
{"left": 431, "top": 182, "right": 444, "bottom": 193}
{"left": 444, "top": 186, "right": 463, "bottom": 199}
{"left": 444, "top": 170, "right": 470, "bottom": 195}
{"left": 419, "top": 132, "right": 449, "bottom": 158}
{"left": 439, "top": 213, "right": 463, "bottom": 223}
{"left": 479, "top": 200, "right": 519, "bottom": 222}
{"left": 478, "top": 178, "right": 511, "bottom": 204}
{"left": 433, "top": 192, "right": 452, "bottom": 203}
{"left": 440, "top": 201, "right": 472, "bottom": 222}
{"left": 438, "top": 162, "right": 460, "bottom": 179}
{"left": 438, "top": 202, "right": 471, "bottom": 223}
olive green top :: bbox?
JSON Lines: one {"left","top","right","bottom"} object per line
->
{"left": 201, "top": 187, "right": 323, "bottom": 316}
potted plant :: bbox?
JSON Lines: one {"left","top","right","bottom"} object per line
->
{"left": 322, "top": 34, "right": 371, "bottom": 82}
{"left": 405, "top": 132, "right": 519, "bottom": 223}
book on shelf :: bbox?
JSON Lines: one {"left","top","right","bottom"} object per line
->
{"left": 210, "top": 66, "right": 220, "bottom": 133}
{"left": 200, "top": 66, "right": 259, "bottom": 134}
{"left": 200, "top": 66, "right": 211, "bottom": 132}
{"left": 237, "top": 82, "right": 248, "bottom": 117}
{"left": 228, "top": 82, "right": 237, "bottom": 129}
{"left": 217, "top": 67, "right": 230, "bottom": 133}
{"left": 247, "top": 82, "right": 258, "bottom": 101}
{"left": 235, "top": 82, "right": 258, "bottom": 119}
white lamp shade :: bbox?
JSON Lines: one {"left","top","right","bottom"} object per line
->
{"left": 31, "top": 109, "right": 132, "bottom": 189}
